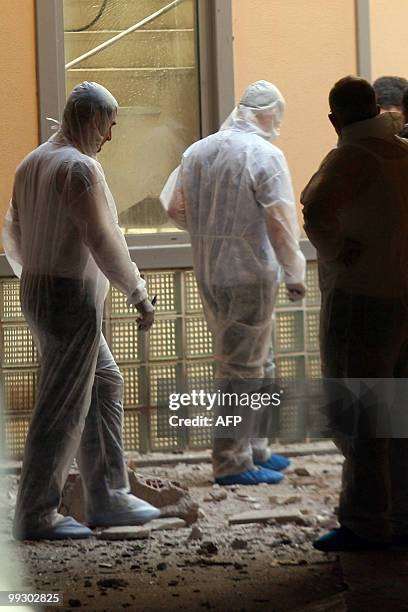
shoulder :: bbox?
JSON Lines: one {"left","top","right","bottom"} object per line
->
{"left": 250, "top": 139, "right": 289, "bottom": 176}
{"left": 182, "top": 133, "right": 220, "bottom": 159}
{"left": 15, "top": 143, "right": 47, "bottom": 176}
{"left": 320, "top": 143, "right": 380, "bottom": 176}
{"left": 58, "top": 155, "right": 100, "bottom": 195}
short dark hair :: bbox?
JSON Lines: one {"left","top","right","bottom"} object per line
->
{"left": 373, "top": 76, "right": 408, "bottom": 109}
{"left": 329, "top": 76, "right": 377, "bottom": 126}
{"left": 402, "top": 87, "right": 408, "bottom": 117}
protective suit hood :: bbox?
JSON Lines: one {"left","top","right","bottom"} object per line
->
{"left": 55, "top": 81, "right": 118, "bottom": 157}
{"left": 221, "top": 80, "right": 285, "bottom": 141}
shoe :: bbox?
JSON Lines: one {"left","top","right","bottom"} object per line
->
{"left": 87, "top": 492, "right": 160, "bottom": 527}
{"left": 17, "top": 516, "right": 93, "bottom": 541}
{"left": 255, "top": 454, "right": 291, "bottom": 472}
{"left": 313, "top": 526, "right": 390, "bottom": 552}
{"left": 215, "top": 467, "right": 284, "bottom": 486}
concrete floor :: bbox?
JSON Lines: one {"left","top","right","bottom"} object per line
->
{"left": 1, "top": 449, "right": 408, "bottom": 612}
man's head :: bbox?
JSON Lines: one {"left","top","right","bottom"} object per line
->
{"left": 401, "top": 88, "right": 408, "bottom": 125}
{"left": 62, "top": 82, "right": 118, "bottom": 156}
{"left": 373, "top": 76, "right": 408, "bottom": 113}
{"left": 238, "top": 80, "right": 285, "bottom": 140}
{"left": 328, "top": 76, "right": 379, "bottom": 134}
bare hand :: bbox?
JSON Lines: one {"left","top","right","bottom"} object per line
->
{"left": 286, "top": 282, "right": 307, "bottom": 302}
{"left": 135, "top": 298, "right": 155, "bottom": 331}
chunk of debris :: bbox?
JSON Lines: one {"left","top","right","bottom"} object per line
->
{"left": 68, "top": 599, "right": 81, "bottom": 608}
{"left": 282, "top": 495, "right": 302, "bottom": 505}
{"left": 187, "top": 526, "right": 203, "bottom": 542}
{"left": 60, "top": 469, "right": 199, "bottom": 525}
{"left": 150, "top": 517, "right": 187, "bottom": 531}
{"left": 101, "top": 523, "right": 181, "bottom": 544}
{"left": 229, "top": 509, "right": 307, "bottom": 526}
{"left": 156, "top": 562, "right": 167, "bottom": 571}
{"left": 160, "top": 496, "right": 199, "bottom": 525}
{"left": 207, "top": 489, "right": 227, "bottom": 502}
{"left": 197, "top": 541, "right": 219, "bottom": 555}
{"left": 127, "top": 471, "right": 188, "bottom": 506}
{"left": 231, "top": 538, "right": 248, "bottom": 550}
{"left": 269, "top": 495, "right": 303, "bottom": 505}
{"left": 97, "top": 526, "right": 151, "bottom": 540}
{"left": 294, "top": 467, "right": 311, "bottom": 477}
{"left": 97, "top": 578, "right": 128, "bottom": 589}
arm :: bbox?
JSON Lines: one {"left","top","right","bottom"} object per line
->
{"left": 301, "top": 146, "right": 377, "bottom": 264}
{"left": 67, "top": 162, "right": 148, "bottom": 306}
{"left": 2, "top": 185, "right": 22, "bottom": 278}
{"left": 161, "top": 165, "right": 188, "bottom": 230}
{"left": 168, "top": 188, "right": 188, "bottom": 230}
{"left": 301, "top": 149, "right": 346, "bottom": 262}
{"left": 255, "top": 153, "right": 306, "bottom": 289}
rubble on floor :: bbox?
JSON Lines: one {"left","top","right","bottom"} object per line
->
{"left": 1, "top": 449, "right": 405, "bottom": 611}
{"left": 60, "top": 469, "right": 199, "bottom": 525}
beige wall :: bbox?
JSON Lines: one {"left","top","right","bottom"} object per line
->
{"left": 3, "top": 0, "right": 405, "bottom": 248}
{"left": 0, "top": 0, "right": 38, "bottom": 250}
{"left": 232, "top": 0, "right": 357, "bottom": 228}
{"left": 370, "top": 0, "right": 408, "bottom": 79}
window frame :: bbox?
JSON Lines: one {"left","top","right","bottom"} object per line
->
{"left": 35, "top": 0, "right": 234, "bottom": 255}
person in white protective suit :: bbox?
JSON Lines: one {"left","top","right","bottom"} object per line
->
{"left": 302, "top": 76, "right": 408, "bottom": 552}
{"left": 161, "top": 81, "right": 306, "bottom": 486}
{"left": 2, "top": 82, "right": 160, "bottom": 540}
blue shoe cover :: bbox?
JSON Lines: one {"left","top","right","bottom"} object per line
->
{"left": 87, "top": 493, "right": 160, "bottom": 527}
{"left": 313, "top": 526, "right": 390, "bottom": 552}
{"left": 215, "top": 467, "right": 284, "bottom": 486}
{"left": 21, "top": 516, "right": 93, "bottom": 541}
{"left": 255, "top": 454, "right": 291, "bottom": 472}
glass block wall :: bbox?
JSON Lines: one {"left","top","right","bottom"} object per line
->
{"left": 0, "top": 262, "right": 321, "bottom": 458}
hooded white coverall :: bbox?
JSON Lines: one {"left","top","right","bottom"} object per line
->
{"left": 162, "top": 81, "right": 306, "bottom": 478}
{"left": 2, "top": 82, "right": 159, "bottom": 538}
{"left": 302, "top": 111, "right": 408, "bottom": 542}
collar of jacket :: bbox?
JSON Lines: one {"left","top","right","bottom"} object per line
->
{"left": 339, "top": 111, "right": 403, "bottom": 146}
{"left": 48, "top": 129, "right": 97, "bottom": 159}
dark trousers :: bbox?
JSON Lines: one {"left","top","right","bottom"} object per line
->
{"left": 321, "top": 289, "right": 408, "bottom": 540}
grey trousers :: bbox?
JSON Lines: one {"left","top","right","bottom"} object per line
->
{"left": 198, "top": 281, "right": 278, "bottom": 478}
{"left": 13, "top": 275, "right": 128, "bottom": 536}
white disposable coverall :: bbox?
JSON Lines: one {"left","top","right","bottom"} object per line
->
{"left": 2, "top": 82, "right": 158, "bottom": 538}
{"left": 161, "top": 81, "right": 306, "bottom": 477}
{"left": 302, "top": 111, "right": 408, "bottom": 541}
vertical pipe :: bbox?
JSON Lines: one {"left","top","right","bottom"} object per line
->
{"left": 35, "top": 0, "right": 66, "bottom": 142}
{"left": 356, "top": 0, "right": 372, "bottom": 80}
